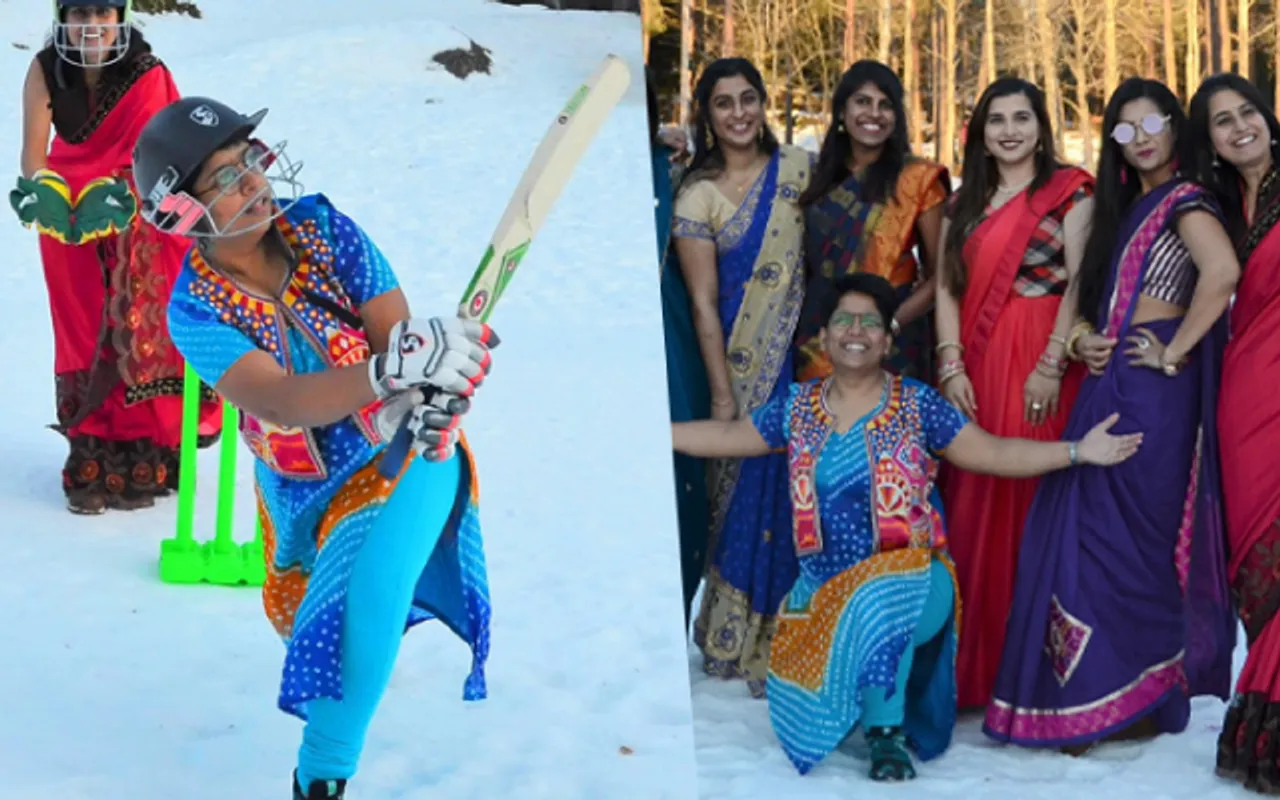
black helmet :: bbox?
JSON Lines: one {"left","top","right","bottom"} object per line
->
{"left": 132, "top": 97, "right": 268, "bottom": 235}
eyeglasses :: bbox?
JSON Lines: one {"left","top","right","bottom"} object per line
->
{"left": 828, "top": 311, "right": 885, "bottom": 332}
{"left": 199, "top": 140, "right": 275, "bottom": 194}
{"left": 1111, "top": 113, "right": 1171, "bottom": 145}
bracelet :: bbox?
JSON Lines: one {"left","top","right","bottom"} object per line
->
{"left": 711, "top": 398, "right": 735, "bottom": 407}
{"left": 938, "top": 359, "right": 966, "bottom": 386}
{"left": 1064, "top": 321, "right": 1094, "bottom": 361}
{"left": 1037, "top": 352, "right": 1066, "bottom": 377}
{"left": 935, "top": 340, "right": 964, "bottom": 355}
{"left": 1068, "top": 441, "right": 1079, "bottom": 465}
{"left": 1048, "top": 334, "right": 1068, "bottom": 348}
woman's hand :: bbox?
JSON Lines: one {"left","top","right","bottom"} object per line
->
{"left": 368, "top": 317, "right": 499, "bottom": 399}
{"left": 1023, "top": 370, "right": 1061, "bottom": 425}
{"left": 1123, "top": 326, "right": 1171, "bottom": 372}
{"left": 1076, "top": 412, "right": 1144, "bottom": 466}
{"left": 1076, "top": 333, "right": 1117, "bottom": 375}
{"left": 942, "top": 373, "right": 978, "bottom": 420}
{"left": 711, "top": 397, "right": 737, "bottom": 421}
{"left": 658, "top": 126, "right": 691, "bottom": 162}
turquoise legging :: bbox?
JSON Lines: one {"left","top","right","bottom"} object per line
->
{"left": 295, "top": 453, "right": 461, "bottom": 786}
{"left": 861, "top": 558, "right": 954, "bottom": 728}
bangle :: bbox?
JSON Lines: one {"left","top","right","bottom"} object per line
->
{"left": 1068, "top": 441, "right": 1079, "bottom": 465}
{"left": 935, "top": 340, "right": 964, "bottom": 355}
{"left": 938, "top": 359, "right": 966, "bottom": 386}
{"left": 711, "top": 398, "right": 735, "bottom": 407}
{"left": 1048, "top": 334, "right": 1068, "bottom": 348}
{"left": 1064, "top": 321, "right": 1093, "bottom": 361}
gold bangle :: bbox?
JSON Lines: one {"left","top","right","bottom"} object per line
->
{"left": 935, "top": 340, "right": 964, "bottom": 354}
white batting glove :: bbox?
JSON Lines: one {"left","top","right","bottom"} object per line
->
{"left": 367, "top": 317, "right": 498, "bottom": 400}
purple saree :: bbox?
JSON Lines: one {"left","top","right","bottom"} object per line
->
{"left": 982, "top": 177, "right": 1236, "bottom": 748}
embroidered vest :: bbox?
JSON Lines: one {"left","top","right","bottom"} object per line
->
{"left": 785, "top": 377, "right": 946, "bottom": 557}
{"left": 189, "top": 215, "right": 385, "bottom": 480}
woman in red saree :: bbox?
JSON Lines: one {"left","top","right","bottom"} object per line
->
{"left": 15, "top": 0, "right": 220, "bottom": 514}
{"left": 1190, "top": 73, "right": 1280, "bottom": 794}
{"left": 933, "top": 78, "right": 1094, "bottom": 709}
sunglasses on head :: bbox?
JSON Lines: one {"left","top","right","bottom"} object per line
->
{"left": 1111, "top": 113, "right": 1170, "bottom": 145}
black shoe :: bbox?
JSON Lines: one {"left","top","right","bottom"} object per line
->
{"left": 293, "top": 772, "right": 346, "bottom": 799}
{"left": 866, "top": 726, "right": 917, "bottom": 781}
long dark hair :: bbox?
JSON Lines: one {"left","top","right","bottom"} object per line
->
{"left": 1187, "top": 72, "right": 1280, "bottom": 241}
{"left": 799, "top": 60, "right": 909, "bottom": 208}
{"left": 680, "top": 57, "right": 779, "bottom": 188}
{"left": 1077, "top": 77, "right": 1193, "bottom": 326}
{"left": 943, "top": 77, "right": 1061, "bottom": 298}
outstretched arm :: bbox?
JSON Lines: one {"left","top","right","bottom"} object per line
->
{"left": 941, "top": 412, "right": 1142, "bottom": 477}
{"left": 672, "top": 419, "right": 773, "bottom": 459}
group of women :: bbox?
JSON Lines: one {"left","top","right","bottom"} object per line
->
{"left": 15, "top": 4, "right": 496, "bottom": 799}
{"left": 653, "top": 56, "right": 1280, "bottom": 794}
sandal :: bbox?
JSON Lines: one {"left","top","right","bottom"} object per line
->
{"left": 866, "top": 726, "right": 917, "bottom": 781}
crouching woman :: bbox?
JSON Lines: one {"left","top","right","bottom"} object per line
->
{"left": 671, "top": 273, "right": 1142, "bottom": 782}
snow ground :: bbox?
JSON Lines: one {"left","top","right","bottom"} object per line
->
{"left": 689, "top": 632, "right": 1252, "bottom": 799}
{"left": 0, "top": 1, "right": 699, "bottom": 798}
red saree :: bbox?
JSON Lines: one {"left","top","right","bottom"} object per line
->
{"left": 37, "top": 52, "right": 221, "bottom": 508}
{"left": 1216, "top": 169, "right": 1280, "bottom": 792}
{"left": 941, "top": 166, "right": 1092, "bottom": 709}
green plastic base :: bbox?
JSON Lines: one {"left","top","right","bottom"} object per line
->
{"left": 158, "top": 536, "right": 265, "bottom": 587}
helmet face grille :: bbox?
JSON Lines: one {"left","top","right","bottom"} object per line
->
{"left": 132, "top": 98, "right": 302, "bottom": 239}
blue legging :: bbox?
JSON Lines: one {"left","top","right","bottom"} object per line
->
{"left": 861, "top": 559, "right": 954, "bottom": 728}
{"left": 296, "top": 453, "right": 461, "bottom": 786}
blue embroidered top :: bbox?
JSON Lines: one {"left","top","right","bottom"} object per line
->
{"left": 166, "top": 193, "right": 399, "bottom": 554}
{"left": 751, "top": 377, "right": 967, "bottom": 582}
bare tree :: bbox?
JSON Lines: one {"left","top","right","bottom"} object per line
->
{"left": 1163, "top": 0, "right": 1177, "bottom": 91}
{"left": 1238, "top": 0, "right": 1251, "bottom": 77}
{"left": 1104, "top": 0, "right": 1119, "bottom": 96}
{"left": 1186, "top": 0, "right": 1200, "bottom": 95}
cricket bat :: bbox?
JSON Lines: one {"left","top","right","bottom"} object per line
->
{"left": 378, "top": 54, "right": 632, "bottom": 479}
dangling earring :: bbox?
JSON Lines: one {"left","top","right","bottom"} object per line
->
{"left": 1120, "top": 166, "right": 1128, "bottom": 185}
{"left": 705, "top": 127, "right": 714, "bottom": 149}
{"left": 758, "top": 126, "right": 765, "bottom": 142}
{"left": 1213, "top": 153, "right": 1221, "bottom": 167}
{"left": 836, "top": 119, "right": 845, "bottom": 133}
{"left": 1170, "top": 155, "right": 1180, "bottom": 172}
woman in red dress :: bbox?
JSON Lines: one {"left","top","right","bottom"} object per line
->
{"left": 13, "top": 0, "right": 221, "bottom": 514}
{"left": 933, "top": 77, "right": 1093, "bottom": 709}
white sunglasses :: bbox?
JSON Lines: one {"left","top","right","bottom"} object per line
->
{"left": 1111, "top": 113, "right": 1171, "bottom": 145}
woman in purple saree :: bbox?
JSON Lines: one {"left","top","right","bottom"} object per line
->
{"left": 984, "top": 77, "right": 1239, "bottom": 752}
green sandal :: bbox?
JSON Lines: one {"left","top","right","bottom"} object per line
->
{"left": 866, "top": 726, "right": 917, "bottom": 781}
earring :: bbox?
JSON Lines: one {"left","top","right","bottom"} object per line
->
{"left": 705, "top": 127, "right": 714, "bottom": 149}
{"left": 1120, "top": 167, "right": 1128, "bottom": 185}
{"left": 1213, "top": 153, "right": 1220, "bottom": 167}
{"left": 836, "top": 119, "right": 845, "bottom": 132}
{"left": 758, "top": 126, "right": 765, "bottom": 142}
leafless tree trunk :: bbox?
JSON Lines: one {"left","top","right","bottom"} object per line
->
{"left": 845, "top": 0, "right": 857, "bottom": 64}
{"left": 880, "top": 0, "right": 893, "bottom": 61}
{"left": 1066, "top": 0, "right": 1094, "bottom": 166}
{"left": 724, "top": 0, "right": 735, "bottom": 53}
{"left": 1104, "top": 0, "right": 1118, "bottom": 96}
{"left": 680, "top": 0, "right": 693, "bottom": 126}
{"left": 1237, "top": 0, "right": 1251, "bottom": 77}
{"left": 981, "top": 0, "right": 996, "bottom": 88}
{"left": 1023, "top": 0, "right": 1038, "bottom": 80}
{"left": 1217, "top": 0, "right": 1232, "bottom": 70}
{"left": 940, "top": 0, "right": 958, "bottom": 168}
{"left": 1186, "top": 0, "right": 1200, "bottom": 93}
{"left": 905, "top": 0, "right": 923, "bottom": 151}
{"left": 1163, "top": 0, "right": 1177, "bottom": 91}
{"left": 1036, "top": 0, "right": 1065, "bottom": 151}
